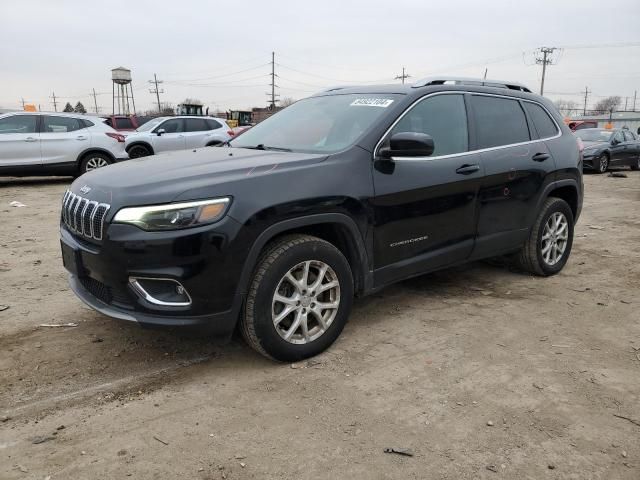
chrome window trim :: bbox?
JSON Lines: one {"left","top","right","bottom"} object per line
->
{"left": 128, "top": 277, "right": 192, "bottom": 307}
{"left": 373, "top": 91, "right": 562, "bottom": 162}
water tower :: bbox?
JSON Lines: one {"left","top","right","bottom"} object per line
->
{"left": 111, "top": 67, "right": 136, "bottom": 115}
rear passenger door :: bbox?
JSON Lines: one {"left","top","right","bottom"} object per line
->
{"left": 183, "top": 118, "right": 213, "bottom": 148}
{"left": 622, "top": 130, "right": 639, "bottom": 166}
{"left": 609, "top": 131, "right": 626, "bottom": 165}
{"left": 471, "top": 95, "right": 558, "bottom": 258}
{"left": 371, "top": 93, "right": 483, "bottom": 285}
{"left": 40, "top": 115, "right": 89, "bottom": 165}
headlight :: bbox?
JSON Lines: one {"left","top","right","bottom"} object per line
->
{"left": 113, "top": 197, "right": 230, "bottom": 231}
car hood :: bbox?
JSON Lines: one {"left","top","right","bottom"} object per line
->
{"left": 69, "top": 147, "right": 328, "bottom": 207}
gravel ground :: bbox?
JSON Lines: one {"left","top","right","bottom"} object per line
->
{"left": 1, "top": 171, "right": 639, "bottom": 479}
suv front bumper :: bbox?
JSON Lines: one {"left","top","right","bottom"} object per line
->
{"left": 60, "top": 216, "right": 247, "bottom": 335}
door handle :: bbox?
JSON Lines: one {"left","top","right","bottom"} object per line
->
{"left": 532, "top": 153, "right": 550, "bottom": 162}
{"left": 24, "top": 137, "right": 37, "bottom": 142}
{"left": 76, "top": 135, "right": 87, "bottom": 141}
{"left": 455, "top": 164, "right": 480, "bottom": 175}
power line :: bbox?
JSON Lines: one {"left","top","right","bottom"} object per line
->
{"left": 50, "top": 91, "right": 58, "bottom": 112}
{"left": 148, "top": 74, "right": 164, "bottom": 114}
{"left": 394, "top": 67, "right": 411, "bottom": 84}
{"left": 534, "top": 46, "right": 560, "bottom": 96}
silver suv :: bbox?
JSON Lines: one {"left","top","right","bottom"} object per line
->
{"left": 0, "top": 111, "right": 128, "bottom": 177}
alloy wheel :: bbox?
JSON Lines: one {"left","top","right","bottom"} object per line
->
{"left": 85, "top": 157, "right": 109, "bottom": 171}
{"left": 599, "top": 155, "right": 608, "bottom": 173}
{"left": 272, "top": 260, "right": 340, "bottom": 344}
{"left": 540, "top": 212, "right": 569, "bottom": 266}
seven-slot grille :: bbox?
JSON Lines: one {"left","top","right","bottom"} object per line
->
{"left": 61, "top": 190, "right": 110, "bottom": 240}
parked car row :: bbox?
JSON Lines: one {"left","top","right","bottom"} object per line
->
{"left": 574, "top": 128, "right": 640, "bottom": 173}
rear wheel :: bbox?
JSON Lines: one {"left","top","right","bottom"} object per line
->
{"left": 631, "top": 156, "right": 640, "bottom": 171}
{"left": 80, "top": 153, "right": 110, "bottom": 175}
{"left": 241, "top": 235, "right": 353, "bottom": 362}
{"left": 597, "top": 153, "right": 609, "bottom": 173}
{"left": 514, "top": 197, "right": 574, "bottom": 276}
{"left": 128, "top": 144, "right": 151, "bottom": 158}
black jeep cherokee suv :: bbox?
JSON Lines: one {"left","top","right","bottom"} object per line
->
{"left": 60, "top": 77, "right": 583, "bottom": 361}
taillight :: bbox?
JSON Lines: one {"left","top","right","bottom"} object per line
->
{"left": 227, "top": 130, "right": 235, "bottom": 136}
{"left": 106, "top": 132, "right": 125, "bottom": 143}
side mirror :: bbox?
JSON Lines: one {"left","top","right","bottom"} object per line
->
{"left": 156, "top": 128, "right": 166, "bottom": 136}
{"left": 379, "top": 132, "right": 435, "bottom": 159}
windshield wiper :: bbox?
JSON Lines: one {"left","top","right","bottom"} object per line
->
{"left": 244, "top": 144, "right": 292, "bottom": 152}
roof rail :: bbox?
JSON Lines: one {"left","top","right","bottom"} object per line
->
{"left": 412, "top": 76, "right": 532, "bottom": 93}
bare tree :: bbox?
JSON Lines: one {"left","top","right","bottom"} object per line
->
{"left": 554, "top": 99, "right": 577, "bottom": 116}
{"left": 593, "top": 96, "right": 621, "bottom": 114}
{"left": 280, "top": 97, "right": 297, "bottom": 108}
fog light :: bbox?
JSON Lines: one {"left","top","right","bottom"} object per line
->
{"left": 129, "top": 277, "right": 192, "bottom": 307}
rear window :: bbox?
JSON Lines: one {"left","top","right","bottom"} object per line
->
{"left": 523, "top": 102, "right": 558, "bottom": 139}
{"left": 115, "top": 117, "right": 134, "bottom": 129}
{"left": 206, "top": 119, "right": 222, "bottom": 130}
{"left": 43, "top": 116, "right": 85, "bottom": 133}
{"left": 471, "top": 95, "right": 530, "bottom": 149}
{"left": 184, "top": 118, "right": 210, "bottom": 132}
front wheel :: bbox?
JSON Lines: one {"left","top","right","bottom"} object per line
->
{"left": 631, "top": 157, "right": 640, "bottom": 171}
{"left": 240, "top": 235, "right": 354, "bottom": 361}
{"left": 514, "top": 197, "right": 574, "bottom": 276}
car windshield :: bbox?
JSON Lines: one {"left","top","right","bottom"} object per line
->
{"left": 136, "top": 117, "right": 165, "bottom": 132}
{"left": 575, "top": 129, "right": 613, "bottom": 142}
{"left": 230, "top": 94, "right": 402, "bottom": 154}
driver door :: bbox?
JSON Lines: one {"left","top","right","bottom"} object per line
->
{"left": 371, "top": 93, "right": 482, "bottom": 286}
{"left": 151, "top": 118, "right": 186, "bottom": 153}
{"left": 0, "top": 114, "right": 41, "bottom": 166}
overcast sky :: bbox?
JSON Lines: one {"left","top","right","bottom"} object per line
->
{"left": 1, "top": 0, "right": 639, "bottom": 114}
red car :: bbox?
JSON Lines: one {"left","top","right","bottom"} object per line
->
{"left": 102, "top": 115, "right": 154, "bottom": 132}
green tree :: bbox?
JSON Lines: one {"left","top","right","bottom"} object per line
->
{"left": 63, "top": 102, "right": 74, "bottom": 112}
{"left": 74, "top": 101, "right": 86, "bottom": 114}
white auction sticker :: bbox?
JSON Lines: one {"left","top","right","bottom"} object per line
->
{"left": 350, "top": 98, "right": 394, "bottom": 107}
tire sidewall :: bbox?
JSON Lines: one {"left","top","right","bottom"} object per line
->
{"left": 598, "top": 153, "right": 609, "bottom": 173}
{"left": 534, "top": 199, "right": 574, "bottom": 275}
{"left": 128, "top": 145, "right": 151, "bottom": 158}
{"left": 249, "top": 241, "right": 353, "bottom": 361}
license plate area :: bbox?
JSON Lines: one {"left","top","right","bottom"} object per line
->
{"left": 61, "top": 240, "right": 85, "bottom": 277}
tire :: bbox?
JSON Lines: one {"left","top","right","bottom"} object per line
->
{"left": 631, "top": 156, "right": 640, "bottom": 171}
{"left": 240, "top": 234, "right": 354, "bottom": 362}
{"left": 515, "top": 197, "right": 574, "bottom": 276}
{"left": 127, "top": 144, "right": 151, "bottom": 158}
{"left": 80, "top": 152, "right": 111, "bottom": 175}
{"left": 596, "top": 153, "right": 609, "bottom": 173}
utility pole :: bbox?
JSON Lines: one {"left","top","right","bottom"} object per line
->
{"left": 50, "top": 91, "right": 58, "bottom": 112}
{"left": 483, "top": 68, "right": 488, "bottom": 80}
{"left": 266, "top": 51, "right": 279, "bottom": 110}
{"left": 534, "top": 47, "right": 559, "bottom": 96}
{"left": 395, "top": 67, "right": 411, "bottom": 84}
{"left": 20, "top": 98, "right": 25, "bottom": 110}
{"left": 582, "top": 86, "right": 591, "bottom": 115}
{"left": 148, "top": 74, "right": 164, "bottom": 113}
{"left": 91, "top": 88, "right": 99, "bottom": 113}
{"left": 633, "top": 90, "right": 637, "bottom": 112}
{"left": 624, "top": 97, "right": 628, "bottom": 111}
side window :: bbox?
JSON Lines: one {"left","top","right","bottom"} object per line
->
{"left": 206, "top": 119, "right": 222, "bottom": 130}
{"left": 623, "top": 130, "right": 636, "bottom": 141}
{"left": 471, "top": 96, "right": 530, "bottom": 149}
{"left": 185, "top": 118, "right": 209, "bottom": 132}
{"left": 523, "top": 102, "right": 559, "bottom": 139}
{"left": 0, "top": 115, "right": 37, "bottom": 134}
{"left": 155, "top": 119, "right": 182, "bottom": 133}
{"left": 391, "top": 94, "right": 468, "bottom": 156}
{"left": 612, "top": 131, "right": 624, "bottom": 144}
{"left": 43, "top": 116, "right": 85, "bottom": 133}
{"left": 116, "top": 117, "right": 134, "bottom": 129}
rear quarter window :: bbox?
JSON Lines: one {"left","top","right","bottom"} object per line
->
{"left": 471, "top": 95, "right": 530, "bottom": 149}
{"left": 523, "top": 102, "right": 559, "bottom": 139}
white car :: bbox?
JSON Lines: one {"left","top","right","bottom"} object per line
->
{"left": 124, "top": 116, "right": 233, "bottom": 158}
{"left": 0, "top": 111, "right": 127, "bottom": 177}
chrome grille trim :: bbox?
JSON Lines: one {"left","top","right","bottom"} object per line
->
{"left": 61, "top": 190, "right": 110, "bottom": 241}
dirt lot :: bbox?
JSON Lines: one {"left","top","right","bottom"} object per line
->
{"left": 0, "top": 171, "right": 639, "bottom": 479}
